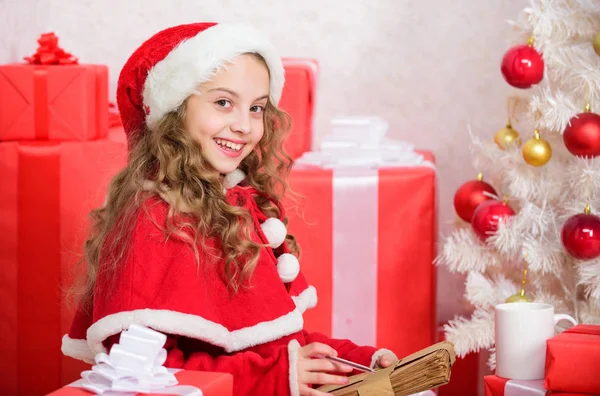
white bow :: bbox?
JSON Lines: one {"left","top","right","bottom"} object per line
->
{"left": 294, "top": 116, "right": 434, "bottom": 169}
{"left": 74, "top": 324, "right": 202, "bottom": 396}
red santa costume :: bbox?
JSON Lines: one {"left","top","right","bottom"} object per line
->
{"left": 61, "top": 22, "right": 396, "bottom": 395}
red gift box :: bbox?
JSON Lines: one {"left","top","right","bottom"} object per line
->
{"left": 279, "top": 58, "right": 317, "bottom": 160}
{"left": 284, "top": 152, "right": 436, "bottom": 358}
{"left": 485, "top": 375, "right": 547, "bottom": 396}
{"left": 0, "top": 64, "right": 109, "bottom": 141}
{"left": 0, "top": 128, "right": 127, "bottom": 395}
{"left": 544, "top": 324, "right": 600, "bottom": 395}
{"left": 484, "top": 375, "right": 588, "bottom": 396}
{"left": 46, "top": 370, "right": 233, "bottom": 396}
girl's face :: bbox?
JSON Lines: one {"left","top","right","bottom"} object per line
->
{"left": 185, "top": 54, "right": 270, "bottom": 175}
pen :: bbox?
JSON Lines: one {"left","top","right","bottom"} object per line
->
{"left": 324, "top": 355, "right": 376, "bottom": 373}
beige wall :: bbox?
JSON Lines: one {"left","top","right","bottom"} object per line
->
{"left": 0, "top": 0, "right": 527, "bottom": 323}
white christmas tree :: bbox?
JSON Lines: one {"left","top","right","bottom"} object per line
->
{"left": 436, "top": 0, "right": 600, "bottom": 368}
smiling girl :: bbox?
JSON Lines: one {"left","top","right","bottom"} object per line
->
{"left": 62, "top": 22, "right": 396, "bottom": 396}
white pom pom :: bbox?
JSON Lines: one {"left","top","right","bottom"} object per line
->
{"left": 261, "top": 218, "right": 287, "bottom": 248}
{"left": 276, "top": 253, "right": 300, "bottom": 283}
{"left": 223, "top": 169, "right": 246, "bottom": 189}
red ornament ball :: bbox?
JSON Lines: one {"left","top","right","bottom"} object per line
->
{"left": 563, "top": 112, "right": 600, "bottom": 158}
{"left": 454, "top": 179, "right": 497, "bottom": 223}
{"left": 561, "top": 212, "right": 600, "bottom": 260}
{"left": 501, "top": 44, "right": 544, "bottom": 89}
{"left": 471, "top": 200, "right": 515, "bottom": 241}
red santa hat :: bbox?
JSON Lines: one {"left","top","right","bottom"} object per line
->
{"left": 116, "top": 22, "right": 285, "bottom": 143}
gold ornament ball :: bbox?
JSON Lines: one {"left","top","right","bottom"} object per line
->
{"left": 522, "top": 132, "right": 552, "bottom": 166}
{"left": 494, "top": 125, "right": 521, "bottom": 149}
{"left": 505, "top": 293, "right": 531, "bottom": 303}
{"left": 594, "top": 31, "right": 600, "bottom": 56}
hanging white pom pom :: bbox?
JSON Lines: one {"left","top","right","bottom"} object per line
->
{"left": 261, "top": 218, "right": 287, "bottom": 248}
{"left": 223, "top": 169, "right": 246, "bottom": 189}
{"left": 276, "top": 253, "right": 300, "bottom": 283}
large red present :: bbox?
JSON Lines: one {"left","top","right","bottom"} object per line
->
{"left": 0, "top": 128, "right": 127, "bottom": 395}
{"left": 544, "top": 324, "right": 600, "bottom": 395}
{"left": 47, "top": 370, "right": 233, "bottom": 396}
{"left": 0, "top": 63, "right": 109, "bottom": 141}
{"left": 279, "top": 58, "right": 317, "bottom": 160}
{"left": 284, "top": 118, "right": 437, "bottom": 358}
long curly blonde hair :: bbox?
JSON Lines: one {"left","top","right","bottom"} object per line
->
{"left": 76, "top": 85, "right": 298, "bottom": 311}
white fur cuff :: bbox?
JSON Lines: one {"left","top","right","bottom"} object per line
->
{"left": 370, "top": 348, "right": 398, "bottom": 369}
{"left": 288, "top": 339, "right": 301, "bottom": 396}
{"left": 61, "top": 334, "right": 96, "bottom": 364}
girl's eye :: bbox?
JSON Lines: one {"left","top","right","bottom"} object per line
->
{"left": 250, "top": 105, "right": 264, "bottom": 113}
{"left": 215, "top": 99, "right": 232, "bottom": 108}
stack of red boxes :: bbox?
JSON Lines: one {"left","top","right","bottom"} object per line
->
{"left": 0, "top": 34, "right": 128, "bottom": 395}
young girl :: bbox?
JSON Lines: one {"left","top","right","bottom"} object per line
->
{"left": 62, "top": 22, "right": 397, "bottom": 396}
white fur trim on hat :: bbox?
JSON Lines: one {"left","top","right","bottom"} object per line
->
{"left": 143, "top": 23, "right": 285, "bottom": 130}
{"left": 261, "top": 217, "right": 287, "bottom": 248}
{"left": 277, "top": 253, "right": 300, "bottom": 283}
{"left": 223, "top": 168, "right": 246, "bottom": 189}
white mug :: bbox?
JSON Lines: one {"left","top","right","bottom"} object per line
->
{"left": 495, "top": 302, "right": 577, "bottom": 380}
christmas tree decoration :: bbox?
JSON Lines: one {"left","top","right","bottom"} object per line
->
{"left": 506, "top": 259, "right": 531, "bottom": 303}
{"left": 522, "top": 129, "right": 552, "bottom": 166}
{"left": 505, "top": 291, "right": 531, "bottom": 303}
{"left": 593, "top": 31, "right": 600, "bottom": 56}
{"left": 471, "top": 199, "right": 515, "bottom": 241}
{"left": 563, "top": 104, "right": 600, "bottom": 158}
{"left": 437, "top": 0, "right": 600, "bottom": 367}
{"left": 501, "top": 37, "right": 544, "bottom": 89}
{"left": 561, "top": 204, "right": 600, "bottom": 260}
{"left": 494, "top": 123, "right": 521, "bottom": 149}
{"left": 453, "top": 173, "right": 498, "bottom": 223}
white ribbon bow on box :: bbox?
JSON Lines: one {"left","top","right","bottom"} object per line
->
{"left": 294, "top": 116, "right": 434, "bottom": 169}
{"left": 71, "top": 324, "right": 201, "bottom": 396}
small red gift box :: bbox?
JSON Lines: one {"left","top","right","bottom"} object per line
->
{"left": 46, "top": 370, "right": 233, "bottom": 396}
{"left": 544, "top": 324, "right": 600, "bottom": 395}
{"left": 285, "top": 151, "right": 437, "bottom": 358}
{"left": 0, "top": 63, "right": 108, "bottom": 141}
{"left": 485, "top": 375, "right": 546, "bottom": 396}
{"left": 279, "top": 58, "right": 317, "bottom": 160}
{"left": 484, "top": 375, "right": 589, "bottom": 396}
{"left": 0, "top": 128, "right": 127, "bottom": 395}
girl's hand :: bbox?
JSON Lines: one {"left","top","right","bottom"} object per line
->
{"left": 377, "top": 353, "right": 397, "bottom": 368}
{"left": 297, "top": 342, "right": 352, "bottom": 396}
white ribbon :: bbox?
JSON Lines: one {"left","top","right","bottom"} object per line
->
{"left": 294, "top": 116, "right": 434, "bottom": 169}
{"left": 505, "top": 379, "right": 546, "bottom": 396}
{"left": 331, "top": 168, "right": 379, "bottom": 346}
{"left": 294, "top": 116, "right": 434, "bottom": 348}
{"left": 70, "top": 324, "right": 202, "bottom": 396}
